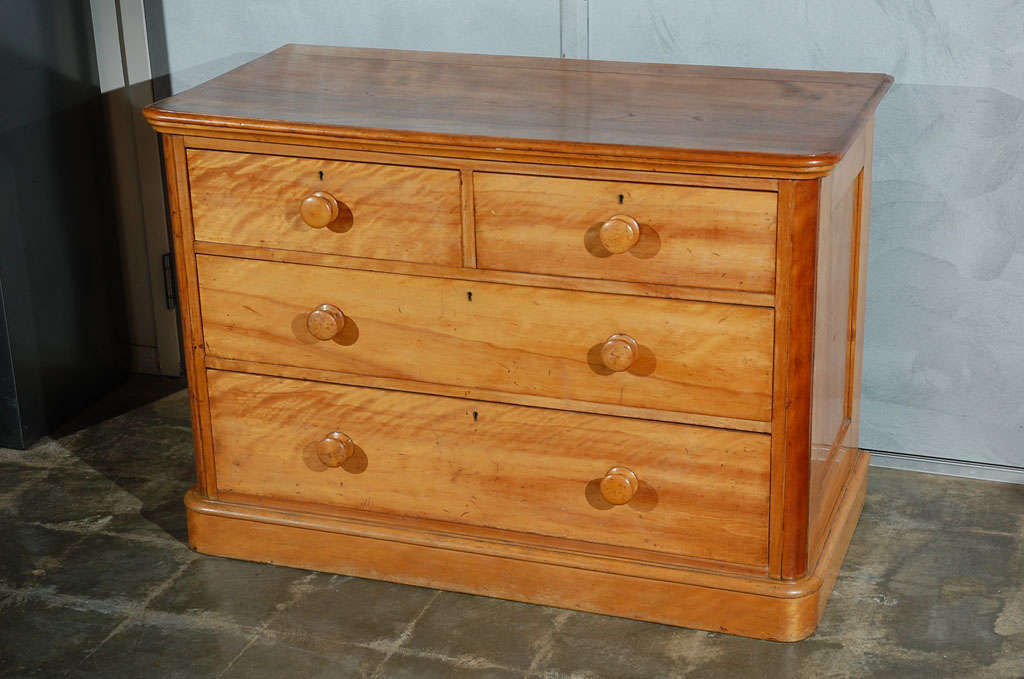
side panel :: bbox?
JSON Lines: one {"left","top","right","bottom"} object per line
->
{"left": 776, "top": 119, "right": 875, "bottom": 580}
{"left": 808, "top": 122, "right": 874, "bottom": 569}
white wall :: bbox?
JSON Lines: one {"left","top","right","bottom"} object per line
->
{"left": 156, "top": 0, "right": 563, "bottom": 93}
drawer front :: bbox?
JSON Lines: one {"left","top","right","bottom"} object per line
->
{"left": 197, "top": 255, "right": 774, "bottom": 422}
{"left": 207, "top": 370, "right": 771, "bottom": 566}
{"left": 475, "top": 173, "right": 777, "bottom": 292}
{"left": 187, "top": 149, "right": 462, "bottom": 265}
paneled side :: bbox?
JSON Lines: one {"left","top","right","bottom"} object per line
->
{"left": 808, "top": 126, "right": 870, "bottom": 568}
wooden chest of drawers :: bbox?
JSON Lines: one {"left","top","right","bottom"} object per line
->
{"left": 145, "top": 45, "right": 891, "bottom": 641}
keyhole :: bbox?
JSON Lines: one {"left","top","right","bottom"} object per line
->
{"left": 618, "top": 194, "right": 624, "bottom": 204}
{"left": 318, "top": 170, "right": 324, "bottom": 181}
{"left": 467, "top": 291, "right": 473, "bottom": 302}
{"left": 472, "top": 411, "right": 479, "bottom": 421}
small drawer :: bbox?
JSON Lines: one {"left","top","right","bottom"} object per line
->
{"left": 207, "top": 371, "right": 771, "bottom": 566}
{"left": 474, "top": 173, "right": 777, "bottom": 292}
{"left": 187, "top": 149, "right": 462, "bottom": 265}
{"left": 197, "top": 255, "right": 775, "bottom": 422}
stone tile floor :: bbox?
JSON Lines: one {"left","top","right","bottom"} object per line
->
{"left": 1, "top": 376, "right": 1023, "bottom": 678}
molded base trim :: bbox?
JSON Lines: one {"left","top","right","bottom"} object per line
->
{"left": 185, "top": 452, "right": 869, "bottom": 641}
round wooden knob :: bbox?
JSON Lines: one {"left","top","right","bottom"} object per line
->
{"left": 599, "top": 214, "right": 641, "bottom": 254}
{"left": 600, "top": 333, "right": 639, "bottom": 372}
{"left": 300, "top": 191, "right": 340, "bottom": 228}
{"left": 306, "top": 304, "right": 346, "bottom": 341}
{"left": 317, "top": 431, "right": 354, "bottom": 467}
{"left": 600, "top": 466, "right": 639, "bottom": 505}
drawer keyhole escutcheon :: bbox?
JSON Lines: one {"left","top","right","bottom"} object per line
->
{"left": 301, "top": 190, "right": 341, "bottom": 228}
{"left": 317, "top": 431, "right": 354, "bottom": 467}
{"left": 600, "top": 466, "right": 639, "bottom": 505}
{"left": 599, "top": 214, "right": 641, "bottom": 254}
{"left": 600, "top": 333, "right": 639, "bottom": 372}
{"left": 306, "top": 303, "right": 346, "bottom": 341}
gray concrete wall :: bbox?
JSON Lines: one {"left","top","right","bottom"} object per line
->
{"left": 146, "top": 1, "right": 1024, "bottom": 474}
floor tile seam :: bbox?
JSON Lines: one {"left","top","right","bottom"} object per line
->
{"left": 25, "top": 518, "right": 194, "bottom": 549}
{"left": 524, "top": 609, "right": 574, "bottom": 677}
{"left": 0, "top": 583, "right": 421, "bottom": 642}
{"left": 0, "top": 470, "right": 52, "bottom": 501}
{"left": 0, "top": 583, "right": 136, "bottom": 614}
{"left": 0, "top": 454, "right": 55, "bottom": 467}
{"left": 0, "top": 525, "right": 94, "bottom": 588}
{"left": 79, "top": 557, "right": 197, "bottom": 662}
{"left": 213, "top": 631, "right": 261, "bottom": 678}
{"left": 1, "top": 568, "right": 349, "bottom": 636}
{"left": 386, "top": 644, "right": 530, "bottom": 675}
{"left": 245, "top": 629, "right": 533, "bottom": 674}
{"left": 213, "top": 571, "right": 325, "bottom": 678}
{"left": 0, "top": 446, "right": 79, "bottom": 469}
{"left": 369, "top": 589, "right": 442, "bottom": 679}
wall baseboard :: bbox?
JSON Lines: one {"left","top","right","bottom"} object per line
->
{"left": 868, "top": 450, "right": 1024, "bottom": 485}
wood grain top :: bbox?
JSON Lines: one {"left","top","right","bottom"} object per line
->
{"left": 145, "top": 45, "right": 892, "bottom": 173}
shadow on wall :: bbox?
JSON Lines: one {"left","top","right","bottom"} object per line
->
{"left": 0, "top": 1, "right": 130, "bottom": 448}
{"left": 863, "top": 82, "right": 1024, "bottom": 467}
{"left": 144, "top": 0, "right": 260, "bottom": 96}
{"left": 143, "top": 0, "right": 170, "bottom": 98}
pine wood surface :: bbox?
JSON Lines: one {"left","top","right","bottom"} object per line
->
{"left": 195, "top": 255, "right": 775, "bottom": 422}
{"left": 201, "top": 356, "right": 772, "bottom": 434}
{"left": 474, "top": 172, "right": 777, "bottom": 292}
{"left": 207, "top": 370, "right": 771, "bottom": 566}
{"left": 187, "top": 149, "right": 462, "bottom": 265}
{"left": 145, "top": 44, "right": 892, "bottom": 176}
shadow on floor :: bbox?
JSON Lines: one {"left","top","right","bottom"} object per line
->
{"left": 52, "top": 374, "right": 188, "bottom": 439}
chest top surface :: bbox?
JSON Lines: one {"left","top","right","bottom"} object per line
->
{"left": 145, "top": 44, "right": 891, "bottom": 174}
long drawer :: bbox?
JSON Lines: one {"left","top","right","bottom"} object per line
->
{"left": 196, "top": 255, "right": 774, "bottom": 422}
{"left": 475, "top": 172, "right": 777, "bottom": 292}
{"left": 187, "top": 149, "right": 462, "bottom": 265}
{"left": 207, "top": 370, "right": 771, "bottom": 566}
